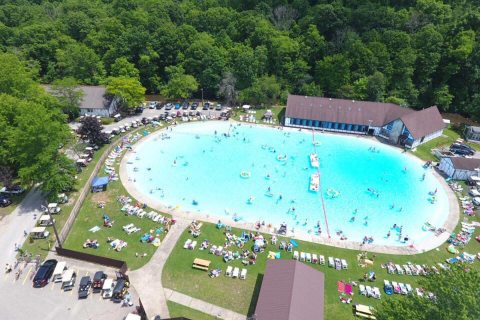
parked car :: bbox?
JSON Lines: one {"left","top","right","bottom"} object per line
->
{"left": 0, "top": 195, "right": 11, "bottom": 207}
{"left": 92, "top": 271, "right": 107, "bottom": 293}
{"left": 112, "top": 279, "right": 127, "bottom": 302}
{"left": 113, "top": 114, "right": 122, "bottom": 122}
{"left": 101, "top": 279, "right": 116, "bottom": 299}
{"left": 174, "top": 103, "right": 182, "bottom": 110}
{"left": 209, "top": 102, "right": 214, "bottom": 109}
{"left": 203, "top": 102, "right": 210, "bottom": 110}
{"left": 450, "top": 145, "right": 474, "bottom": 156}
{"left": 155, "top": 102, "right": 164, "bottom": 110}
{"left": 134, "top": 107, "right": 144, "bottom": 114}
{"left": 450, "top": 143, "right": 475, "bottom": 154}
{"left": 165, "top": 103, "right": 173, "bottom": 111}
{"left": 191, "top": 102, "right": 198, "bottom": 110}
{"left": 182, "top": 101, "right": 189, "bottom": 110}
{"left": 33, "top": 259, "right": 58, "bottom": 288}
{"left": 78, "top": 276, "right": 92, "bottom": 299}
{"left": 0, "top": 185, "right": 24, "bottom": 194}
{"left": 215, "top": 103, "right": 222, "bottom": 111}
{"left": 148, "top": 101, "right": 157, "bottom": 109}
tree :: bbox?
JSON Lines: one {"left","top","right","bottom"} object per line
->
{"left": 240, "top": 75, "right": 281, "bottom": 106}
{"left": 110, "top": 57, "right": 140, "bottom": 79}
{"left": 315, "top": 54, "right": 351, "bottom": 96}
{"left": 50, "top": 77, "right": 84, "bottom": 120}
{"left": 217, "top": 73, "right": 238, "bottom": 107}
{"left": 161, "top": 65, "right": 198, "bottom": 99}
{"left": 269, "top": 5, "right": 299, "bottom": 30}
{"left": 105, "top": 76, "right": 145, "bottom": 111}
{"left": 376, "top": 265, "right": 480, "bottom": 320}
{"left": 77, "top": 117, "right": 109, "bottom": 146}
{"left": 366, "top": 72, "right": 386, "bottom": 101}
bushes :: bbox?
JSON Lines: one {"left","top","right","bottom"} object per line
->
{"left": 101, "top": 117, "right": 114, "bottom": 125}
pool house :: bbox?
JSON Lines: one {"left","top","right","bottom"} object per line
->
{"left": 285, "top": 95, "right": 445, "bottom": 148}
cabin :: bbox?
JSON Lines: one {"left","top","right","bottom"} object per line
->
{"left": 438, "top": 157, "right": 480, "bottom": 180}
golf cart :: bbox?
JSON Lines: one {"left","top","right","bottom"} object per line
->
{"left": 45, "top": 203, "right": 61, "bottom": 214}
{"left": 30, "top": 227, "right": 50, "bottom": 239}
{"left": 57, "top": 193, "right": 68, "bottom": 204}
{"left": 38, "top": 215, "right": 54, "bottom": 227}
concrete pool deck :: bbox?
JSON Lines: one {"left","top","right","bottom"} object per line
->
{"left": 119, "top": 120, "right": 459, "bottom": 255}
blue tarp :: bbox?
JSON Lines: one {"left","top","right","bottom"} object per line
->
{"left": 92, "top": 176, "right": 109, "bottom": 188}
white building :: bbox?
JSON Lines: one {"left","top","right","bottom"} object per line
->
{"left": 465, "top": 126, "right": 480, "bottom": 143}
{"left": 439, "top": 157, "right": 480, "bottom": 180}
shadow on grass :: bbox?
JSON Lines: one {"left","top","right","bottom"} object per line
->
{"left": 276, "top": 107, "right": 285, "bottom": 124}
{"left": 247, "top": 273, "right": 264, "bottom": 317}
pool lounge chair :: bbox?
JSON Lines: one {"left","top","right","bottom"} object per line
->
{"left": 408, "top": 264, "right": 418, "bottom": 275}
{"left": 122, "top": 223, "right": 134, "bottom": 231}
{"left": 225, "top": 266, "right": 233, "bottom": 277}
{"left": 403, "top": 264, "right": 412, "bottom": 275}
{"left": 366, "top": 286, "right": 373, "bottom": 297}
{"left": 359, "top": 284, "right": 367, "bottom": 296}
{"left": 232, "top": 267, "right": 240, "bottom": 278}
{"left": 341, "top": 259, "right": 348, "bottom": 269}
{"left": 306, "top": 253, "right": 312, "bottom": 262}
{"left": 431, "top": 265, "right": 440, "bottom": 274}
{"left": 293, "top": 251, "right": 299, "bottom": 260}
{"left": 416, "top": 288, "right": 424, "bottom": 297}
{"left": 383, "top": 280, "right": 393, "bottom": 295}
{"left": 183, "top": 239, "right": 192, "bottom": 249}
{"left": 392, "top": 281, "right": 401, "bottom": 294}
{"left": 328, "top": 257, "right": 334, "bottom": 267}
{"left": 215, "top": 246, "right": 224, "bottom": 256}
{"left": 189, "top": 241, "right": 197, "bottom": 250}
{"left": 372, "top": 287, "right": 381, "bottom": 299}
{"left": 395, "top": 264, "right": 404, "bottom": 274}
{"left": 399, "top": 283, "right": 408, "bottom": 295}
{"left": 405, "top": 283, "right": 413, "bottom": 294}
{"left": 312, "top": 254, "right": 318, "bottom": 264}
{"left": 240, "top": 268, "right": 247, "bottom": 280}
{"left": 415, "top": 264, "right": 425, "bottom": 275}
{"left": 137, "top": 210, "right": 146, "bottom": 218}
{"left": 127, "top": 227, "right": 141, "bottom": 234}
{"left": 319, "top": 255, "right": 325, "bottom": 265}
{"left": 335, "top": 258, "right": 342, "bottom": 270}
{"left": 300, "top": 252, "right": 306, "bottom": 262}
{"left": 387, "top": 264, "right": 395, "bottom": 274}
{"left": 209, "top": 245, "right": 217, "bottom": 254}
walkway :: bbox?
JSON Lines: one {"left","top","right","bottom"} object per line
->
{"left": 0, "top": 187, "right": 44, "bottom": 266}
{"left": 129, "top": 218, "right": 190, "bottom": 320}
{"left": 164, "top": 288, "right": 246, "bottom": 320}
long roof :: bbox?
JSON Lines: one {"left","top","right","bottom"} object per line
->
{"left": 448, "top": 157, "right": 480, "bottom": 171}
{"left": 286, "top": 95, "right": 444, "bottom": 139}
{"left": 43, "top": 85, "right": 109, "bottom": 109}
{"left": 255, "top": 260, "right": 325, "bottom": 320}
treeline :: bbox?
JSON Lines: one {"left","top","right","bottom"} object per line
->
{"left": 1, "top": 0, "right": 480, "bottom": 118}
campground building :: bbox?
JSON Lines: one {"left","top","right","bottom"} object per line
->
{"left": 254, "top": 260, "right": 325, "bottom": 320}
{"left": 465, "top": 126, "right": 480, "bottom": 143}
{"left": 438, "top": 157, "right": 480, "bottom": 180}
{"left": 285, "top": 95, "right": 445, "bottom": 148}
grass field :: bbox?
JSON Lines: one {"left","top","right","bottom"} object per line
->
{"left": 167, "top": 301, "right": 217, "bottom": 320}
{"left": 163, "top": 202, "right": 480, "bottom": 319}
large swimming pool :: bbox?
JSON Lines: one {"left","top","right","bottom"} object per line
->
{"left": 125, "top": 121, "right": 450, "bottom": 246}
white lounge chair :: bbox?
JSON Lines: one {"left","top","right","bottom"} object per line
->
{"left": 240, "top": 268, "right": 247, "bottom": 280}
{"left": 189, "top": 241, "right": 197, "bottom": 250}
{"left": 183, "top": 239, "right": 192, "bottom": 249}
{"left": 403, "top": 264, "right": 412, "bottom": 275}
{"left": 319, "top": 255, "right": 325, "bottom": 265}
{"left": 127, "top": 227, "right": 141, "bottom": 234}
{"left": 341, "top": 259, "right": 348, "bottom": 269}
{"left": 416, "top": 288, "right": 424, "bottom": 297}
{"left": 122, "top": 223, "right": 134, "bottom": 231}
{"left": 306, "top": 253, "right": 311, "bottom": 262}
{"left": 415, "top": 264, "right": 424, "bottom": 275}
{"left": 232, "top": 267, "right": 240, "bottom": 278}
{"left": 395, "top": 264, "right": 404, "bottom": 274}
{"left": 366, "top": 286, "right": 373, "bottom": 297}
{"left": 293, "top": 251, "right": 299, "bottom": 260}
{"left": 300, "top": 252, "right": 306, "bottom": 262}
{"left": 225, "top": 266, "right": 233, "bottom": 277}
{"left": 405, "top": 283, "right": 413, "bottom": 294}
{"left": 359, "top": 284, "right": 367, "bottom": 295}
{"left": 312, "top": 254, "right": 318, "bottom": 264}
{"left": 215, "top": 246, "right": 223, "bottom": 256}
{"left": 328, "top": 257, "right": 334, "bottom": 267}
{"left": 399, "top": 283, "right": 408, "bottom": 295}
{"left": 387, "top": 264, "right": 396, "bottom": 274}
{"left": 372, "top": 287, "right": 381, "bottom": 299}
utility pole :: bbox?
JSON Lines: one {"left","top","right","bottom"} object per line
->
{"left": 201, "top": 88, "right": 204, "bottom": 107}
{"left": 49, "top": 214, "right": 62, "bottom": 248}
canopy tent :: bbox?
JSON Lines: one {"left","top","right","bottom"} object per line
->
{"left": 91, "top": 176, "right": 109, "bottom": 193}
{"left": 264, "top": 110, "right": 273, "bottom": 119}
{"left": 242, "top": 105, "right": 251, "bottom": 109}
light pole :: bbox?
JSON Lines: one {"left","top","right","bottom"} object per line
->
{"left": 49, "top": 213, "right": 62, "bottom": 248}
{"left": 201, "top": 88, "right": 204, "bottom": 106}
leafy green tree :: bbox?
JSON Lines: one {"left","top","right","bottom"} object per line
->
{"left": 110, "top": 57, "right": 140, "bottom": 79}
{"left": 50, "top": 77, "right": 84, "bottom": 120}
{"left": 315, "top": 54, "right": 351, "bottom": 96}
{"left": 161, "top": 65, "right": 198, "bottom": 99}
{"left": 376, "top": 265, "right": 480, "bottom": 320}
{"left": 105, "top": 76, "right": 145, "bottom": 110}
{"left": 366, "top": 72, "right": 386, "bottom": 101}
{"left": 240, "top": 75, "right": 281, "bottom": 106}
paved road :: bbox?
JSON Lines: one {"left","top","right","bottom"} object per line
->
{"left": 129, "top": 218, "right": 191, "bottom": 320}
{"left": 0, "top": 187, "right": 44, "bottom": 266}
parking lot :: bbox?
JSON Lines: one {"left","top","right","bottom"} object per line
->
{"left": 0, "top": 257, "right": 138, "bottom": 320}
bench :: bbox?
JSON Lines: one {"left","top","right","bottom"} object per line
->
{"left": 192, "top": 258, "right": 211, "bottom": 271}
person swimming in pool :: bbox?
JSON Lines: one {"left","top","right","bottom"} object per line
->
{"left": 350, "top": 216, "right": 355, "bottom": 222}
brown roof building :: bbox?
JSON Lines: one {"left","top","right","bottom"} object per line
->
{"left": 285, "top": 94, "right": 445, "bottom": 148}
{"left": 254, "top": 260, "right": 325, "bottom": 320}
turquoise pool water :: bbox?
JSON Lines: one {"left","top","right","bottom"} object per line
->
{"left": 126, "top": 121, "right": 449, "bottom": 246}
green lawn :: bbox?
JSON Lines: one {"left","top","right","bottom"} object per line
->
{"left": 163, "top": 208, "right": 480, "bottom": 319}
{"left": 167, "top": 301, "right": 217, "bottom": 320}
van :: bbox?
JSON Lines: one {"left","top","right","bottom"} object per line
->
{"left": 52, "top": 261, "right": 67, "bottom": 282}
{"left": 101, "top": 278, "right": 116, "bottom": 299}
{"left": 61, "top": 270, "right": 76, "bottom": 291}
{"left": 112, "top": 279, "right": 126, "bottom": 302}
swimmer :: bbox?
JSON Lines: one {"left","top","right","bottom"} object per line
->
{"left": 390, "top": 203, "right": 395, "bottom": 209}
{"left": 316, "top": 221, "right": 320, "bottom": 228}
{"left": 303, "top": 220, "right": 307, "bottom": 226}
{"left": 421, "top": 173, "right": 426, "bottom": 181}
{"left": 386, "top": 231, "right": 391, "bottom": 238}
{"left": 364, "top": 220, "right": 368, "bottom": 226}
{"left": 268, "top": 187, "right": 271, "bottom": 192}
{"left": 350, "top": 216, "right": 355, "bottom": 222}
{"left": 398, "top": 207, "right": 402, "bottom": 212}
{"left": 354, "top": 208, "right": 358, "bottom": 214}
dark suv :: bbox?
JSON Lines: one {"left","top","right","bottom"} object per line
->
{"left": 0, "top": 195, "right": 11, "bottom": 207}
{"left": 33, "top": 259, "right": 57, "bottom": 288}
{"left": 92, "top": 271, "right": 107, "bottom": 293}
{"left": 450, "top": 143, "right": 475, "bottom": 156}
{"left": 78, "top": 276, "right": 92, "bottom": 299}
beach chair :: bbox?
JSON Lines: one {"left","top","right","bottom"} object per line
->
{"left": 312, "top": 254, "right": 318, "bottom": 264}
{"left": 403, "top": 264, "right": 412, "bottom": 275}
{"left": 405, "top": 283, "right": 413, "bottom": 294}
{"left": 335, "top": 258, "right": 342, "bottom": 270}
{"left": 183, "top": 239, "right": 192, "bottom": 249}
{"left": 189, "top": 241, "right": 197, "bottom": 250}
{"left": 341, "top": 259, "right": 348, "bottom": 269}
{"left": 209, "top": 245, "right": 217, "bottom": 254}
{"left": 437, "top": 262, "right": 448, "bottom": 271}
{"left": 409, "top": 264, "right": 418, "bottom": 275}
{"left": 387, "top": 264, "right": 396, "bottom": 274}
{"left": 359, "top": 284, "right": 367, "bottom": 296}
{"left": 215, "top": 246, "right": 223, "bottom": 256}
{"left": 392, "top": 281, "right": 401, "bottom": 294}
{"left": 293, "top": 251, "right": 299, "bottom": 260}
{"left": 300, "top": 252, "right": 306, "bottom": 262}
{"left": 319, "top": 255, "right": 325, "bottom": 265}
{"left": 240, "top": 269, "right": 247, "bottom": 280}
{"left": 415, "top": 264, "right": 424, "bottom": 275}
{"left": 122, "top": 223, "right": 134, "bottom": 231}
{"left": 232, "top": 267, "right": 240, "bottom": 278}
{"left": 431, "top": 265, "right": 440, "bottom": 274}
{"left": 399, "top": 283, "right": 408, "bottom": 295}
{"left": 306, "top": 253, "right": 312, "bottom": 262}
{"left": 416, "top": 288, "right": 424, "bottom": 297}
{"left": 225, "top": 266, "right": 233, "bottom": 277}
{"left": 328, "top": 257, "right": 334, "bottom": 268}
{"left": 127, "top": 227, "right": 141, "bottom": 234}
{"left": 395, "top": 264, "right": 404, "bottom": 274}
{"left": 137, "top": 210, "right": 146, "bottom": 218}
{"left": 366, "top": 286, "right": 373, "bottom": 297}
{"left": 372, "top": 287, "right": 381, "bottom": 299}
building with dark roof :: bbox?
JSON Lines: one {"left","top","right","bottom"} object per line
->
{"left": 254, "top": 260, "right": 324, "bottom": 320}
{"left": 285, "top": 94, "right": 445, "bottom": 148}
{"left": 438, "top": 157, "right": 480, "bottom": 180}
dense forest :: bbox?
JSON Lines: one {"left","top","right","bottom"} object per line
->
{"left": 1, "top": 0, "right": 480, "bottom": 118}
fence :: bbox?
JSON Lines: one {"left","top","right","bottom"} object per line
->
{"left": 56, "top": 247, "right": 127, "bottom": 272}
